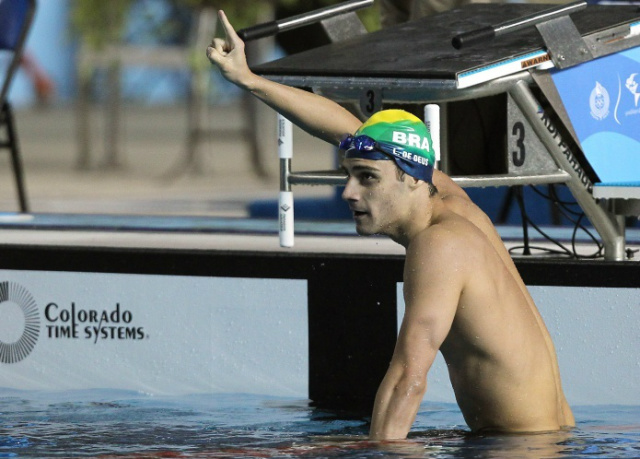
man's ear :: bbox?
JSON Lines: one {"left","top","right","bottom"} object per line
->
{"left": 408, "top": 177, "right": 422, "bottom": 190}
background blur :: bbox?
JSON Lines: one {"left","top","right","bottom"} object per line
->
{"left": 1, "top": 0, "right": 349, "bottom": 217}
{"left": 1, "top": 0, "right": 623, "bottom": 229}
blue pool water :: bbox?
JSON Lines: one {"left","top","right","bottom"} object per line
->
{"left": 1, "top": 390, "right": 639, "bottom": 458}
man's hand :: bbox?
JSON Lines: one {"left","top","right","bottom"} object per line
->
{"left": 206, "top": 10, "right": 253, "bottom": 89}
{"left": 205, "top": 9, "right": 362, "bottom": 145}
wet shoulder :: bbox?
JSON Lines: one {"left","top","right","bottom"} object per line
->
{"left": 408, "top": 212, "right": 487, "bottom": 268}
{"left": 442, "top": 194, "right": 494, "bottom": 229}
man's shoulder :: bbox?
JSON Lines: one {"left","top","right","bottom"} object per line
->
{"left": 409, "top": 219, "right": 472, "bottom": 260}
{"left": 403, "top": 220, "right": 473, "bottom": 295}
{"left": 408, "top": 214, "right": 489, "bottom": 268}
{"left": 423, "top": 212, "right": 485, "bottom": 245}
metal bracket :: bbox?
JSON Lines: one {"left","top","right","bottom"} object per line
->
{"left": 583, "top": 23, "right": 640, "bottom": 59}
{"left": 536, "top": 15, "right": 594, "bottom": 69}
{"left": 320, "top": 11, "right": 367, "bottom": 42}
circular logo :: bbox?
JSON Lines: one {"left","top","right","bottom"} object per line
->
{"left": 0, "top": 282, "right": 40, "bottom": 364}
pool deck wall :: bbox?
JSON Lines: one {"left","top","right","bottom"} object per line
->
{"left": 0, "top": 231, "right": 638, "bottom": 412}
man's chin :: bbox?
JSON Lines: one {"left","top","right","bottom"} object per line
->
{"left": 354, "top": 224, "right": 375, "bottom": 236}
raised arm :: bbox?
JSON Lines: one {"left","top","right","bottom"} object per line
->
{"left": 207, "top": 11, "right": 470, "bottom": 201}
{"left": 369, "top": 233, "right": 462, "bottom": 440}
{"left": 206, "top": 10, "right": 361, "bottom": 144}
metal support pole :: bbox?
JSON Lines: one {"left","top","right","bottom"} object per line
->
{"left": 278, "top": 114, "right": 294, "bottom": 248}
{"left": 438, "top": 103, "right": 450, "bottom": 174}
{"left": 1, "top": 102, "right": 29, "bottom": 212}
{"left": 509, "top": 80, "right": 625, "bottom": 260}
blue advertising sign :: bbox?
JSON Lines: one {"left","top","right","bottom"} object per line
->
{"left": 551, "top": 46, "right": 640, "bottom": 186}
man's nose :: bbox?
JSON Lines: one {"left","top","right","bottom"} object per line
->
{"left": 341, "top": 177, "right": 358, "bottom": 202}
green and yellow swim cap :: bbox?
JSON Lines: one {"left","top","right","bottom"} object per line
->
{"left": 341, "top": 110, "right": 435, "bottom": 183}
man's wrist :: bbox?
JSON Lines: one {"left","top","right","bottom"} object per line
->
{"left": 239, "top": 73, "right": 265, "bottom": 95}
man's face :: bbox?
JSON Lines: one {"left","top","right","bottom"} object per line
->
{"left": 341, "top": 158, "right": 409, "bottom": 236}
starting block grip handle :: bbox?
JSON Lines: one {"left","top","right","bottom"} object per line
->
{"left": 279, "top": 191, "right": 294, "bottom": 248}
{"left": 452, "top": 0, "right": 586, "bottom": 49}
{"left": 237, "top": 0, "right": 374, "bottom": 42}
{"left": 452, "top": 26, "right": 494, "bottom": 50}
{"left": 424, "top": 104, "right": 440, "bottom": 164}
{"left": 238, "top": 21, "right": 279, "bottom": 41}
{"left": 278, "top": 115, "right": 293, "bottom": 160}
{"left": 278, "top": 114, "right": 294, "bottom": 247}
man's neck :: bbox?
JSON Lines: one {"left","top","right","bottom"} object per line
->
{"left": 390, "top": 193, "right": 443, "bottom": 248}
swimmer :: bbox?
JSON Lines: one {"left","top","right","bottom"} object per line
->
{"left": 207, "top": 10, "right": 574, "bottom": 440}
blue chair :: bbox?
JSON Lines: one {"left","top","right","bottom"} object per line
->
{"left": 0, "top": 0, "right": 36, "bottom": 212}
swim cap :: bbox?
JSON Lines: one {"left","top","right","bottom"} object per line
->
{"left": 342, "top": 109, "right": 435, "bottom": 183}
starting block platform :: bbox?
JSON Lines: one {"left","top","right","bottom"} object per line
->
{"left": 249, "top": 2, "right": 640, "bottom": 260}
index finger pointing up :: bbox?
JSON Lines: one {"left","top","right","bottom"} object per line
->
{"left": 218, "top": 10, "right": 243, "bottom": 45}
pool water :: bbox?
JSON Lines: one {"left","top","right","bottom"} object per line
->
{"left": 1, "top": 390, "right": 639, "bottom": 458}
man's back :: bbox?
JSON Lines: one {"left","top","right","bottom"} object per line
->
{"left": 419, "top": 206, "right": 572, "bottom": 432}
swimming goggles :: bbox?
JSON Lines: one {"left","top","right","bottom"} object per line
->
{"left": 339, "top": 134, "right": 406, "bottom": 161}
{"left": 339, "top": 134, "right": 433, "bottom": 183}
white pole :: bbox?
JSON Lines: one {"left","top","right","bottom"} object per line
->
{"left": 278, "top": 114, "right": 294, "bottom": 248}
{"left": 424, "top": 104, "right": 440, "bottom": 167}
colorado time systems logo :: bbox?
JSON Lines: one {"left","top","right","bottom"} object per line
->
{"left": 0, "top": 281, "right": 40, "bottom": 364}
{"left": 0, "top": 281, "right": 149, "bottom": 364}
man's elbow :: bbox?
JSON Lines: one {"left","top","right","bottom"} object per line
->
{"left": 392, "top": 372, "right": 427, "bottom": 400}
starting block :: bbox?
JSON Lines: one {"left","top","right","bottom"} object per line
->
{"left": 247, "top": 1, "right": 640, "bottom": 260}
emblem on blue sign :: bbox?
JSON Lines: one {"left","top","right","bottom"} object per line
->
{"left": 590, "top": 81, "right": 610, "bottom": 121}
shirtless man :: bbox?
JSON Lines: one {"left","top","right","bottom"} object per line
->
{"left": 207, "top": 10, "right": 574, "bottom": 440}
